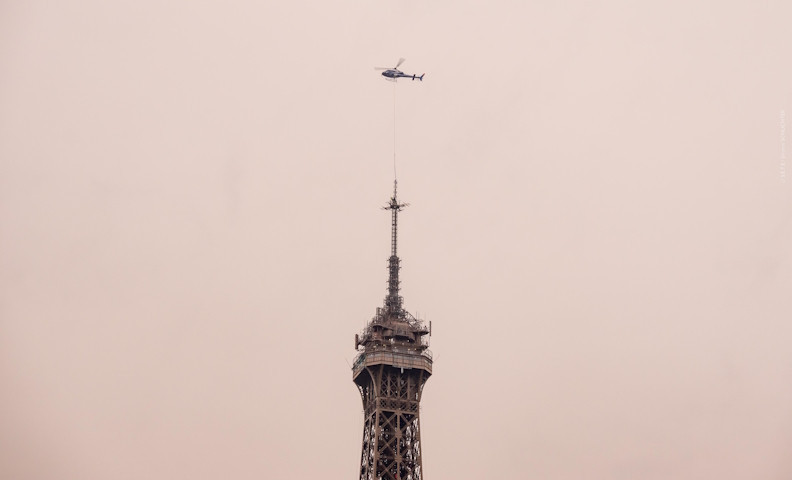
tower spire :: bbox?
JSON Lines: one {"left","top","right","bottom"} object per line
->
{"left": 383, "top": 179, "right": 407, "bottom": 316}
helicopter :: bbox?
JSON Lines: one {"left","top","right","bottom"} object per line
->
{"left": 375, "top": 58, "right": 424, "bottom": 82}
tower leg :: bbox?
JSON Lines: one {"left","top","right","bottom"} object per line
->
{"left": 358, "top": 366, "right": 426, "bottom": 480}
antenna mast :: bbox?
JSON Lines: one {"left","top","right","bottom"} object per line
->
{"left": 383, "top": 180, "right": 407, "bottom": 315}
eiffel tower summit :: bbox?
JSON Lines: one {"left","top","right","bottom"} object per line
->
{"left": 352, "top": 179, "right": 433, "bottom": 480}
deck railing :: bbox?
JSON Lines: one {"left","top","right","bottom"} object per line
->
{"left": 352, "top": 345, "right": 433, "bottom": 376}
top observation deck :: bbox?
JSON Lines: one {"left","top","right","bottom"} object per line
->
{"left": 353, "top": 306, "right": 432, "bottom": 381}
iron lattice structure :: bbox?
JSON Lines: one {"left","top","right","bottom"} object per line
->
{"left": 353, "top": 181, "right": 432, "bottom": 480}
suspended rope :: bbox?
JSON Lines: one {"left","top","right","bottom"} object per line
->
{"left": 393, "top": 80, "right": 397, "bottom": 182}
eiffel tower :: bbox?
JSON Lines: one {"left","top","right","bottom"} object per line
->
{"left": 352, "top": 180, "right": 432, "bottom": 480}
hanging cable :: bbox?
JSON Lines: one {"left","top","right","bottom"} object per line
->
{"left": 393, "top": 80, "right": 397, "bottom": 182}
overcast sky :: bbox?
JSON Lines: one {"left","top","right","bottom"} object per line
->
{"left": 1, "top": 1, "right": 791, "bottom": 479}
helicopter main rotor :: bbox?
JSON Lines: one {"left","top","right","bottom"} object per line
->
{"left": 374, "top": 58, "right": 406, "bottom": 71}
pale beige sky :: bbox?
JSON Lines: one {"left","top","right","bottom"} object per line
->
{"left": 1, "top": 1, "right": 791, "bottom": 479}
